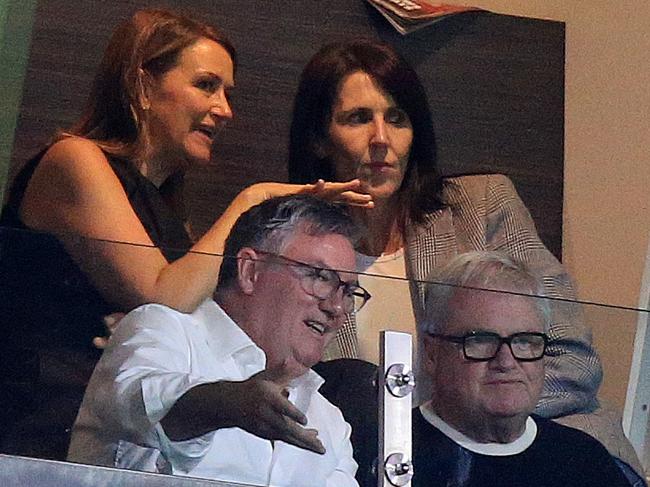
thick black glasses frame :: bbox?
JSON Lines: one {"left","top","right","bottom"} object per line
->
{"left": 428, "top": 331, "right": 549, "bottom": 362}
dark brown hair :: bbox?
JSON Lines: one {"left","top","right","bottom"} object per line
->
{"left": 288, "top": 39, "right": 443, "bottom": 227}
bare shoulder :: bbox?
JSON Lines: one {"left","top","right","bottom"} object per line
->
{"left": 22, "top": 137, "right": 128, "bottom": 229}
{"left": 33, "top": 137, "right": 126, "bottom": 195}
{"left": 40, "top": 137, "right": 113, "bottom": 178}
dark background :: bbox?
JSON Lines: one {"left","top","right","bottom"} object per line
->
{"left": 8, "top": 0, "right": 565, "bottom": 258}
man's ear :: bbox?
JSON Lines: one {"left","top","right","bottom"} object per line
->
{"left": 236, "top": 248, "right": 259, "bottom": 295}
{"left": 422, "top": 334, "right": 438, "bottom": 376}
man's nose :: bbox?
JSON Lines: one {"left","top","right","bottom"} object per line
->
{"left": 319, "top": 287, "right": 346, "bottom": 318}
{"left": 490, "top": 342, "right": 518, "bottom": 370}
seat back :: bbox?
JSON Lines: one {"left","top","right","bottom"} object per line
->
{"left": 314, "top": 358, "right": 379, "bottom": 487}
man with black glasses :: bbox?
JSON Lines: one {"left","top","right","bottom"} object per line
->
{"left": 413, "top": 251, "right": 630, "bottom": 487}
{"left": 68, "top": 195, "right": 369, "bottom": 486}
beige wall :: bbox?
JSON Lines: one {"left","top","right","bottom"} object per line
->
{"left": 471, "top": 1, "right": 650, "bottom": 409}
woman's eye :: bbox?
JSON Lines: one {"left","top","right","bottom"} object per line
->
{"left": 386, "top": 108, "right": 409, "bottom": 126}
{"left": 196, "top": 78, "right": 220, "bottom": 93}
{"left": 345, "top": 109, "right": 372, "bottom": 124}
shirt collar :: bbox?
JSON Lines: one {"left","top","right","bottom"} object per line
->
{"left": 195, "top": 299, "right": 323, "bottom": 412}
{"left": 195, "top": 299, "right": 265, "bottom": 366}
{"left": 419, "top": 401, "right": 537, "bottom": 456}
{"left": 287, "top": 369, "right": 325, "bottom": 415}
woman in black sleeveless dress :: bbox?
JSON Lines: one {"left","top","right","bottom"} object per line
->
{"left": 0, "top": 8, "right": 365, "bottom": 460}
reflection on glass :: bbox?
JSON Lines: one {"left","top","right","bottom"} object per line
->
{"left": 1, "top": 228, "right": 648, "bottom": 486}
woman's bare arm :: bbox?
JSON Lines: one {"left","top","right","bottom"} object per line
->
{"left": 21, "top": 137, "right": 371, "bottom": 313}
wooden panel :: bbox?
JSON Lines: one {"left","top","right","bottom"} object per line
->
{"left": 9, "top": 0, "right": 565, "bottom": 258}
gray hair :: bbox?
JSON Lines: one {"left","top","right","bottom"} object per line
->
{"left": 413, "top": 251, "right": 551, "bottom": 406}
{"left": 420, "top": 251, "right": 551, "bottom": 335}
{"left": 217, "top": 195, "right": 358, "bottom": 289}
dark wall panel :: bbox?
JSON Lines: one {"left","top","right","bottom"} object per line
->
{"left": 10, "top": 0, "right": 564, "bottom": 258}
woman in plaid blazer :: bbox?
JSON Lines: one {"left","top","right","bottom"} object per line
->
{"left": 287, "top": 38, "right": 642, "bottom": 476}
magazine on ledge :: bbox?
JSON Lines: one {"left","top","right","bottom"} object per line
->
{"left": 366, "top": 0, "right": 483, "bottom": 35}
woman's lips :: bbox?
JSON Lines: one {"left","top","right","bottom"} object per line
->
{"left": 362, "top": 162, "right": 394, "bottom": 172}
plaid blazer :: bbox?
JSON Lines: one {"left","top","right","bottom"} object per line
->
{"left": 322, "top": 174, "right": 642, "bottom": 471}
{"left": 326, "top": 173, "right": 602, "bottom": 415}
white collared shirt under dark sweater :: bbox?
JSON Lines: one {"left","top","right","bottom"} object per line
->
{"left": 412, "top": 401, "right": 630, "bottom": 487}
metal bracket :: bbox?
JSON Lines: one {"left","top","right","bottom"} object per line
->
{"left": 385, "top": 363, "right": 415, "bottom": 398}
{"left": 384, "top": 452, "right": 413, "bottom": 486}
{"left": 378, "top": 331, "right": 414, "bottom": 487}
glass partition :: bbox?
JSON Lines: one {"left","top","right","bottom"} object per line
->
{"left": 1, "top": 229, "right": 648, "bottom": 486}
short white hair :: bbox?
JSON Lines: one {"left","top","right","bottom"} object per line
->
{"left": 413, "top": 251, "right": 550, "bottom": 405}
{"left": 420, "top": 251, "right": 551, "bottom": 335}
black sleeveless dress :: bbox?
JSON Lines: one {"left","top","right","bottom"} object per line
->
{"left": 0, "top": 150, "right": 192, "bottom": 459}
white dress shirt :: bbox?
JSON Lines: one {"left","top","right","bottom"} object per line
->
{"left": 68, "top": 300, "right": 358, "bottom": 487}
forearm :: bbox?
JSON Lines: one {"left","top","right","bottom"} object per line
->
{"left": 146, "top": 185, "right": 279, "bottom": 312}
{"left": 106, "top": 188, "right": 261, "bottom": 312}
{"left": 535, "top": 290, "right": 602, "bottom": 417}
{"left": 160, "top": 381, "right": 239, "bottom": 441}
{"left": 44, "top": 156, "right": 364, "bottom": 314}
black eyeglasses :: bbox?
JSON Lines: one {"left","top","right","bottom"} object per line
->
{"left": 253, "top": 250, "right": 371, "bottom": 314}
{"left": 428, "top": 331, "right": 549, "bottom": 362}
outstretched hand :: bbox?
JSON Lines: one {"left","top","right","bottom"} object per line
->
{"left": 239, "top": 179, "right": 373, "bottom": 210}
{"left": 162, "top": 361, "right": 325, "bottom": 454}
{"left": 224, "top": 362, "right": 325, "bottom": 454}
{"left": 302, "top": 179, "right": 374, "bottom": 208}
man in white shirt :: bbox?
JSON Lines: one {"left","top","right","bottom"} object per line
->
{"left": 68, "top": 195, "right": 370, "bottom": 487}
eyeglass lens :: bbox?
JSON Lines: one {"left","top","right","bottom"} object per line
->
{"left": 310, "top": 269, "right": 365, "bottom": 313}
{"left": 464, "top": 333, "right": 546, "bottom": 360}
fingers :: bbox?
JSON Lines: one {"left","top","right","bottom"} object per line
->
{"left": 282, "top": 423, "right": 326, "bottom": 455}
{"left": 256, "top": 360, "right": 308, "bottom": 425}
{"left": 338, "top": 190, "right": 374, "bottom": 208}
{"left": 242, "top": 363, "right": 327, "bottom": 452}
{"left": 272, "top": 390, "right": 308, "bottom": 426}
{"left": 214, "top": 373, "right": 327, "bottom": 455}
{"left": 92, "top": 336, "right": 109, "bottom": 349}
{"left": 242, "top": 180, "right": 374, "bottom": 209}
{"left": 258, "top": 392, "right": 324, "bottom": 454}
{"left": 103, "top": 312, "right": 125, "bottom": 333}
{"left": 92, "top": 311, "right": 126, "bottom": 350}
{"left": 304, "top": 179, "right": 374, "bottom": 208}
{"left": 252, "top": 399, "right": 324, "bottom": 454}
{"left": 308, "top": 178, "right": 362, "bottom": 193}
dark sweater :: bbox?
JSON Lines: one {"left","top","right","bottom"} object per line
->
{"left": 412, "top": 409, "right": 630, "bottom": 487}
